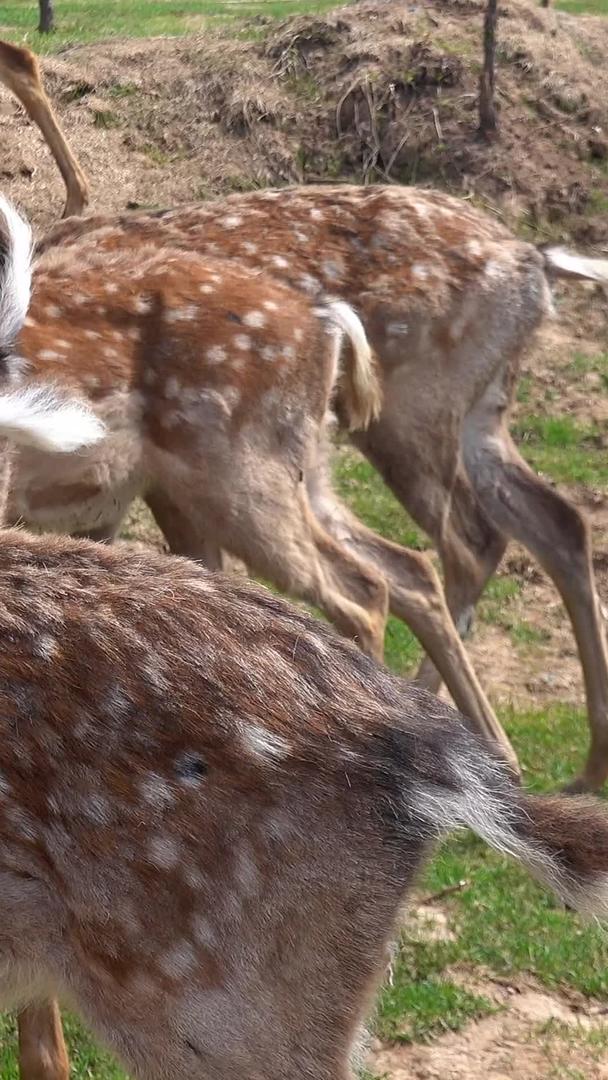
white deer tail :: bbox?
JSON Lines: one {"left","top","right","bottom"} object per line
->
{"left": 316, "top": 300, "right": 382, "bottom": 431}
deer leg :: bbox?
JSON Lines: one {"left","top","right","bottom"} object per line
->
{"left": 17, "top": 1002, "right": 69, "bottom": 1080}
{"left": 465, "top": 424, "right": 608, "bottom": 792}
{"left": 415, "top": 469, "right": 508, "bottom": 692}
{"left": 147, "top": 480, "right": 388, "bottom": 661}
{"left": 145, "top": 489, "right": 244, "bottom": 573}
{"left": 312, "top": 486, "right": 519, "bottom": 773}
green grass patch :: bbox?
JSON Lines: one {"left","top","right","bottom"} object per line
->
{"left": 513, "top": 413, "right": 608, "bottom": 486}
{"left": 333, "top": 447, "right": 429, "bottom": 553}
{"left": 556, "top": 0, "right": 608, "bottom": 12}
{"left": 378, "top": 968, "right": 494, "bottom": 1043}
{"left": 0, "top": 0, "right": 350, "bottom": 53}
{"left": 567, "top": 351, "right": 608, "bottom": 391}
{"left": 0, "top": 1011, "right": 124, "bottom": 1079}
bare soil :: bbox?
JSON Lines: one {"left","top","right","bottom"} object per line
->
{"left": 1, "top": 0, "right": 608, "bottom": 240}
{"left": 371, "top": 986, "right": 608, "bottom": 1080}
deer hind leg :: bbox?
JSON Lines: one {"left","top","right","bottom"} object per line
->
{"left": 17, "top": 1002, "right": 69, "bottom": 1080}
{"left": 415, "top": 467, "right": 508, "bottom": 692}
{"left": 311, "top": 482, "right": 518, "bottom": 773}
{"left": 147, "top": 471, "right": 388, "bottom": 661}
{"left": 464, "top": 416, "right": 608, "bottom": 792}
{"left": 145, "top": 489, "right": 247, "bottom": 574}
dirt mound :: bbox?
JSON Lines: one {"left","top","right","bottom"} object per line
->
{"left": 1, "top": 0, "right": 608, "bottom": 239}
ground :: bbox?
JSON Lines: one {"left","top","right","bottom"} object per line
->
{"left": 0, "top": 1, "right": 608, "bottom": 1077}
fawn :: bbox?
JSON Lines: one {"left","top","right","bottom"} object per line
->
{"left": 12, "top": 230, "right": 517, "bottom": 771}
{"left": 0, "top": 194, "right": 607, "bottom": 1080}
{"left": 40, "top": 183, "right": 608, "bottom": 792}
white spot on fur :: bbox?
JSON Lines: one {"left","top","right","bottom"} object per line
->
{"left": 159, "top": 941, "right": 198, "bottom": 979}
{"left": 262, "top": 299, "right": 278, "bottom": 312}
{"left": 139, "top": 772, "right": 175, "bottom": 808}
{"left": 133, "top": 296, "right": 152, "bottom": 315}
{"left": 242, "top": 240, "right": 258, "bottom": 256}
{"left": 38, "top": 349, "right": 62, "bottom": 362}
{"left": 271, "top": 255, "right": 288, "bottom": 270}
{"left": 147, "top": 833, "right": 181, "bottom": 870}
{"left": 243, "top": 311, "right": 266, "bottom": 329}
{"left": 241, "top": 723, "right": 290, "bottom": 762}
{"left": 83, "top": 793, "right": 112, "bottom": 826}
{"left": 199, "top": 283, "right": 215, "bottom": 295}
{"left": 165, "top": 304, "right": 198, "bottom": 323}
{"left": 260, "top": 345, "right": 276, "bottom": 362}
{"left": 310, "top": 208, "right": 323, "bottom": 220}
{"left": 234, "top": 334, "right": 251, "bottom": 352}
{"left": 45, "top": 304, "right": 62, "bottom": 318}
{"left": 34, "top": 633, "right": 59, "bottom": 660}
{"left": 411, "top": 264, "right": 429, "bottom": 280}
{"left": 222, "top": 215, "right": 243, "bottom": 229}
{"left": 299, "top": 273, "right": 320, "bottom": 295}
{"left": 165, "top": 376, "right": 181, "bottom": 399}
{"left": 84, "top": 329, "right": 102, "bottom": 340}
{"left": 206, "top": 345, "right": 226, "bottom": 365}
{"left": 191, "top": 913, "right": 217, "bottom": 947}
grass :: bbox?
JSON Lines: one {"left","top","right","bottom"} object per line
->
{"left": 0, "top": 0, "right": 350, "bottom": 53}
{"left": 556, "top": 0, "right": 608, "bottom": 13}
{"left": 513, "top": 412, "right": 608, "bottom": 486}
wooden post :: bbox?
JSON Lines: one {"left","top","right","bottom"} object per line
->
{"left": 478, "top": 0, "right": 499, "bottom": 138}
{"left": 38, "top": 0, "right": 55, "bottom": 33}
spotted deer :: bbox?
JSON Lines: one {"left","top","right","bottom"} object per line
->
{"left": 2, "top": 196, "right": 608, "bottom": 1080}
{"left": 0, "top": 40, "right": 89, "bottom": 218}
{"left": 39, "top": 184, "right": 608, "bottom": 793}
{"left": 11, "top": 231, "right": 519, "bottom": 775}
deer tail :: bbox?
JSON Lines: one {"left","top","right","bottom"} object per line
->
{"left": 316, "top": 300, "right": 382, "bottom": 431}
{"left": 412, "top": 729, "right": 608, "bottom": 919}
{"left": 542, "top": 246, "right": 608, "bottom": 284}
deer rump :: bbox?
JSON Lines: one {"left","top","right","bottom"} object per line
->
{"left": 0, "top": 529, "right": 608, "bottom": 1080}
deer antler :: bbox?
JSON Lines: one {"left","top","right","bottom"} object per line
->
{"left": 0, "top": 40, "right": 89, "bottom": 218}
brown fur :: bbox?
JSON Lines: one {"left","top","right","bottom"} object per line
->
{"left": 37, "top": 184, "right": 608, "bottom": 794}
{"left": 12, "top": 240, "right": 518, "bottom": 772}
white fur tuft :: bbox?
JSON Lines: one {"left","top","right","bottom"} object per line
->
{"left": 0, "top": 385, "right": 105, "bottom": 453}
{"left": 0, "top": 195, "right": 33, "bottom": 350}
{"left": 543, "top": 246, "right": 608, "bottom": 284}
{"left": 413, "top": 746, "right": 608, "bottom": 920}
{"left": 315, "top": 300, "right": 382, "bottom": 430}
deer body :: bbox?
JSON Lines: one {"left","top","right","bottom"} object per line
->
{"left": 1, "top": 194, "right": 608, "bottom": 1080}
{"left": 39, "top": 184, "right": 608, "bottom": 792}
{"left": 12, "top": 238, "right": 521, "bottom": 771}
{"left": 2, "top": 525, "right": 608, "bottom": 1080}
